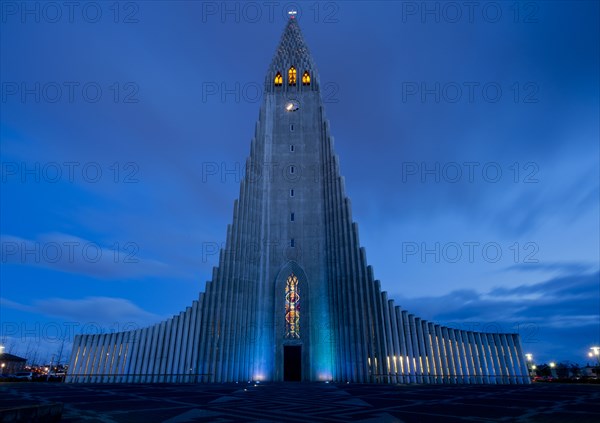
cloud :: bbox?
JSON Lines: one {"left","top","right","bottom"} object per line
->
{"left": 503, "top": 262, "right": 597, "bottom": 275}
{"left": 34, "top": 296, "right": 163, "bottom": 326}
{"left": 411, "top": 271, "right": 598, "bottom": 325}
{"left": 1, "top": 296, "right": 163, "bottom": 328}
{"left": 1, "top": 296, "right": 165, "bottom": 363}
{"left": 1, "top": 232, "right": 171, "bottom": 280}
{"left": 390, "top": 271, "right": 600, "bottom": 362}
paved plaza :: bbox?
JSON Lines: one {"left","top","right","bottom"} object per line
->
{"left": 1, "top": 382, "right": 599, "bottom": 422}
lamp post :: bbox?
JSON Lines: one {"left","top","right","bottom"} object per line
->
{"left": 525, "top": 353, "right": 535, "bottom": 378}
{"left": 589, "top": 347, "right": 600, "bottom": 378}
{"left": 549, "top": 362, "right": 557, "bottom": 379}
{"left": 47, "top": 354, "right": 56, "bottom": 381}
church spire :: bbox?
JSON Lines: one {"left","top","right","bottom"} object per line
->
{"left": 266, "top": 15, "right": 318, "bottom": 92}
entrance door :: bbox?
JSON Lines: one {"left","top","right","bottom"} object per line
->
{"left": 283, "top": 345, "right": 301, "bottom": 381}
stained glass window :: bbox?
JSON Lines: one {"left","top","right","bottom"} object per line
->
{"left": 285, "top": 273, "right": 300, "bottom": 338}
{"left": 288, "top": 66, "right": 297, "bottom": 85}
{"left": 302, "top": 71, "right": 310, "bottom": 85}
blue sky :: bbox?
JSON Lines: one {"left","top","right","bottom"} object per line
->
{"left": 1, "top": 1, "right": 598, "bottom": 367}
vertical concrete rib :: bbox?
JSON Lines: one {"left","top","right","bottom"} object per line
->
{"left": 400, "top": 310, "right": 413, "bottom": 383}
{"left": 146, "top": 324, "right": 158, "bottom": 383}
{"left": 481, "top": 333, "right": 497, "bottom": 384}
{"left": 396, "top": 308, "right": 408, "bottom": 383}
{"left": 136, "top": 327, "right": 150, "bottom": 382}
{"left": 388, "top": 302, "right": 401, "bottom": 384}
{"left": 415, "top": 317, "right": 430, "bottom": 383}
{"left": 499, "top": 334, "right": 515, "bottom": 384}
{"left": 427, "top": 323, "right": 440, "bottom": 384}
{"left": 460, "top": 330, "right": 475, "bottom": 384}
{"left": 182, "top": 304, "right": 194, "bottom": 382}
{"left": 373, "top": 280, "right": 388, "bottom": 382}
{"left": 166, "top": 315, "right": 181, "bottom": 382}
{"left": 512, "top": 334, "right": 530, "bottom": 384}
{"left": 190, "top": 296, "right": 202, "bottom": 382}
{"left": 433, "top": 326, "right": 445, "bottom": 383}
{"left": 455, "top": 330, "right": 470, "bottom": 384}
{"left": 381, "top": 292, "right": 394, "bottom": 383}
{"left": 421, "top": 321, "right": 435, "bottom": 384}
{"left": 351, "top": 223, "right": 367, "bottom": 382}
{"left": 441, "top": 327, "right": 455, "bottom": 383}
{"left": 475, "top": 332, "right": 491, "bottom": 384}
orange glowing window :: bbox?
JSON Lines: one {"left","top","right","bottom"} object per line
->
{"left": 274, "top": 72, "right": 283, "bottom": 86}
{"left": 302, "top": 71, "right": 310, "bottom": 85}
{"left": 288, "top": 66, "right": 297, "bottom": 85}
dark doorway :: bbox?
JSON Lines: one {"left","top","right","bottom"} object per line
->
{"left": 283, "top": 345, "right": 301, "bottom": 381}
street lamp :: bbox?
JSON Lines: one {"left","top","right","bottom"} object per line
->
{"left": 525, "top": 353, "right": 535, "bottom": 378}
{"left": 589, "top": 347, "right": 600, "bottom": 378}
{"left": 548, "top": 361, "right": 557, "bottom": 378}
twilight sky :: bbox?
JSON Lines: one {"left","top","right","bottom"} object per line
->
{"left": 1, "top": 1, "right": 599, "bottom": 367}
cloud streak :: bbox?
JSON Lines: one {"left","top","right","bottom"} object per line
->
{"left": 391, "top": 270, "right": 600, "bottom": 362}
{"left": 1, "top": 232, "right": 171, "bottom": 280}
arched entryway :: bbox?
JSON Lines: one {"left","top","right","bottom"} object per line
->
{"left": 274, "top": 262, "right": 310, "bottom": 381}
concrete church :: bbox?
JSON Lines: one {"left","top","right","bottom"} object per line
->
{"left": 66, "top": 17, "right": 530, "bottom": 385}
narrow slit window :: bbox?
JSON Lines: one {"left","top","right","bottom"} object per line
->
{"left": 290, "top": 239, "right": 295, "bottom": 247}
{"left": 290, "top": 166, "right": 295, "bottom": 174}
{"left": 290, "top": 189, "right": 294, "bottom": 197}
{"left": 291, "top": 212, "right": 295, "bottom": 222}
{"left": 290, "top": 145, "right": 294, "bottom": 152}
{"left": 290, "top": 124, "right": 294, "bottom": 131}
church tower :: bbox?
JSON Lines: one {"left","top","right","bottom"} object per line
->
{"left": 66, "top": 16, "right": 531, "bottom": 385}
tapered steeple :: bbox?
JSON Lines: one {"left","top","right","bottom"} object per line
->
{"left": 266, "top": 16, "right": 319, "bottom": 92}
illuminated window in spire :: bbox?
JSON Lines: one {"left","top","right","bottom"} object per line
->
{"left": 302, "top": 71, "right": 310, "bottom": 85}
{"left": 285, "top": 273, "right": 300, "bottom": 339}
{"left": 274, "top": 72, "right": 283, "bottom": 86}
{"left": 288, "top": 66, "right": 297, "bottom": 85}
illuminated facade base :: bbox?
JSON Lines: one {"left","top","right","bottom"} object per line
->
{"left": 66, "top": 19, "right": 530, "bottom": 385}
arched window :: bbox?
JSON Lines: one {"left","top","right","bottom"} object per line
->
{"left": 288, "top": 66, "right": 297, "bottom": 85}
{"left": 302, "top": 71, "right": 310, "bottom": 85}
{"left": 285, "top": 273, "right": 300, "bottom": 339}
{"left": 274, "top": 72, "right": 283, "bottom": 86}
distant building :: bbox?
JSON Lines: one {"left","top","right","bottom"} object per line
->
{"left": 582, "top": 365, "right": 598, "bottom": 377}
{"left": 0, "top": 353, "right": 27, "bottom": 375}
{"left": 66, "top": 16, "right": 530, "bottom": 385}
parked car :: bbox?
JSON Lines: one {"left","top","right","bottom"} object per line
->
{"left": 14, "top": 372, "right": 33, "bottom": 381}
